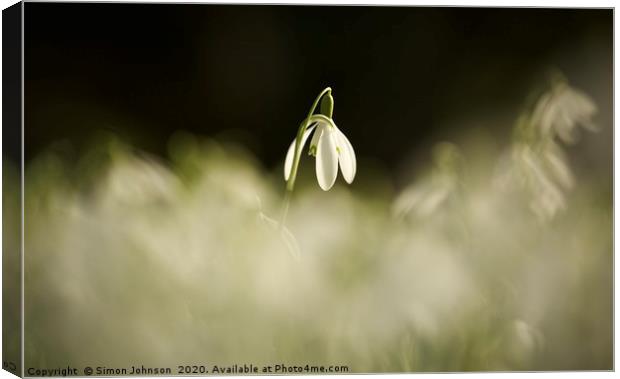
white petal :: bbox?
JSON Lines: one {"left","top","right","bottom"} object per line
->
{"left": 315, "top": 127, "right": 338, "bottom": 191}
{"left": 309, "top": 122, "right": 325, "bottom": 155}
{"left": 335, "top": 128, "right": 356, "bottom": 184}
{"left": 284, "top": 124, "right": 316, "bottom": 180}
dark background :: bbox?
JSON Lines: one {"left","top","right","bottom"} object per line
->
{"left": 23, "top": 3, "right": 612, "bottom": 174}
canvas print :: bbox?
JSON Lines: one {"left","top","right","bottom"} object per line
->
{"left": 2, "top": 2, "right": 613, "bottom": 376}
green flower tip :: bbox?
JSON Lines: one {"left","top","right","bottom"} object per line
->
{"left": 320, "top": 90, "right": 334, "bottom": 118}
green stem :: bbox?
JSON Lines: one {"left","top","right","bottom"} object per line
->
{"left": 280, "top": 87, "right": 332, "bottom": 224}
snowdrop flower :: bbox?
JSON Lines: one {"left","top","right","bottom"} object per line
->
{"left": 530, "top": 78, "right": 597, "bottom": 144}
{"left": 497, "top": 75, "right": 598, "bottom": 221}
{"left": 284, "top": 114, "right": 356, "bottom": 190}
{"left": 283, "top": 89, "right": 356, "bottom": 191}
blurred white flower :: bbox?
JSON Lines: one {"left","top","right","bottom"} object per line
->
{"left": 511, "top": 143, "right": 568, "bottom": 220}
{"left": 530, "top": 79, "right": 597, "bottom": 144}
{"left": 504, "top": 319, "right": 545, "bottom": 367}
{"left": 496, "top": 76, "right": 599, "bottom": 221}
{"left": 393, "top": 142, "right": 460, "bottom": 219}
{"left": 283, "top": 114, "right": 356, "bottom": 191}
{"left": 393, "top": 173, "right": 455, "bottom": 219}
{"left": 101, "top": 153, "right": 180, "bottom": 207}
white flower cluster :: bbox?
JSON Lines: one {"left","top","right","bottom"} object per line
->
{"left": 506, "top": 78, "right": 598, "bottom": 220}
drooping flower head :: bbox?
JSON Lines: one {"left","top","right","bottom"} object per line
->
{"left": 529, "top": 77, "right": 598, "bottom": 144}
{"left": 283, "top": 90, "right": 356, "bottom": 191}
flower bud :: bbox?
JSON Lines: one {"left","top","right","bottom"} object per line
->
{"left": 320, "top": 91, "right": 334, "bottom": 118}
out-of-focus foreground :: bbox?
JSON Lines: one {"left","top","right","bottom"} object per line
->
{"left": 6, "top": 78, "right": 611, "bottom": 372}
